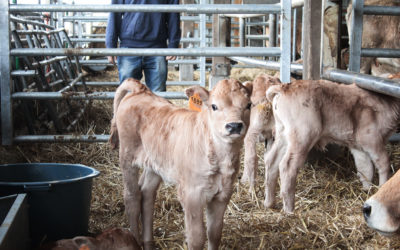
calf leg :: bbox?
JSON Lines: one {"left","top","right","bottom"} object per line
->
{"left": 206, "top": 198, "right": 230, "bottom": 250}
{"left": 362, "top": 142, "right": 391, "bottom": 186}
{"left": 350, "top": 148, "right": 374, "bottom": 189}
{"left": 279, "top": 145, "right": 308, "bottom": 213}
{"left": 139, "top": 169, "right": 162, "bottom": 250}
{"left": 242, "top": 128, "right": 260, "bottom": 188}
{"left": 119, "top": 154, "right": 141, "bottom": 243}
{"left": 181, "top": 192, "right": 206, "bottom": 250}
{"left": 264, "top": 137, "right": 286, "bottom": 208}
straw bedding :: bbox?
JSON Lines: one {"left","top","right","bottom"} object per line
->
{"left": 2, "top": 67, "right": 400, "bottom": 249}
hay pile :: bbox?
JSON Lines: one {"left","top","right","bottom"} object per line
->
{"left": 2, "top": 68, "right": 400, "bottom": 249}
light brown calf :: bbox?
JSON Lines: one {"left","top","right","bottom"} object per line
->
{"left": 264, "top": 80, "right": 400, "bottom": 213}
{"left": 241, "top": 74, "right": 280, "bottom": 188}
{"left": 110, "top": 78, "right": 252, "bottom": 250}
{"left": 363, "top": 168, "right": 400, "bottom": 236}
{"left": 43, "top": 228, "right": 140, "bottom": 250}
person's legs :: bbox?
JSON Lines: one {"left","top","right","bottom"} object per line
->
{"left": 117, "top": 56, "right": 143, "bottom": 83}
{"left": 143, "top": 56, "right": 167, "bottom": 92}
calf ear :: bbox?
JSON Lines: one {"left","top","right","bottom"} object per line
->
{"left": 185, "top": 86, "right": 209, "bottom": 103}
{"left": 242, "top": 81, "right": 253, "bottom": 95}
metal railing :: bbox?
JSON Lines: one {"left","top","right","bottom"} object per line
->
{"left": 1, "top": 1, "right": 292, "bottom": 144}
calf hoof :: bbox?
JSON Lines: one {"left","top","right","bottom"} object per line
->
{"left": 263, "top": 198, "right": 275, "bottom": 209}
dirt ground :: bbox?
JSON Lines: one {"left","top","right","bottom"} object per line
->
{"left": 2, "top": 67, "right": 400, "bottom": 249}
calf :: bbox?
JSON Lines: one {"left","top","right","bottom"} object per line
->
{"left": 264, "top": 80, "right": 400, "bottom": 213}
{"left": 109, "top": 78, "right": 252, "bottom": 249}
{"left": 43, "top": 228, "right": 140, "bottom": 250}
{"left": 363, "top": 168, "right": 400, "bottom": 236}
{"left": 241, "top": 74, "right": 280, "bottom": 188}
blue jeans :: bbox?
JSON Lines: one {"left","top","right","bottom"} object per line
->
{"left": 117, "top": 56, "right": 167, "bottom": 92}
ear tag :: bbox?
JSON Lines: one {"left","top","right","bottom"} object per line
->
{"left": 188, "top": 93, "right": 203, "bottom": 112}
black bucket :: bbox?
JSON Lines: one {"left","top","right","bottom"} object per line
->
{"left": 0, "top": 163, "right": 100, "bottom": 247}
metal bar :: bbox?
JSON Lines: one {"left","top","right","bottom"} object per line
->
{"left": 10, "top": 4, "right": 282, "bottom": 14}
{"left": 12, "top": 91, "right": 188, "bottom": 100}
{"left": 280, "top": 0, "right": 291, "bottom": 83}
{"left": 32, "top": 56, "right": 68, "bottom": 67}
{"left": 245, "top": 35, "right": 269, "bottom": 40}
{"left": 58, "top": 37, "right": 208, "bottom": 46}
{"left": 58, "top": 73, "right": 83, "bottom": 92}
{"left": 322, "top": 68, "right": 400, "bottom": 98}
{"left": 363, "top": 6, "right": 400, "bottom": 16}
{"left": 11, "top": 47, "right": 282, "bottom": 57}
{"left": 10, "top": 15, "right": 54, "bottom": 30}
{"left": 348, "top": 0, "right": 363, "bottom": 72}
{"left": 13, "top": 134, "right": 110, "bottom": 143}
{"left": 11, "top": 70, "right": 36, "bottom": 76}
{"left": 62, "top": 16, "right": 108, "bottom": 21}
{"left": 199, "top": 0, "right": 206, "bottom": 87}
{"left": 1, "top": 0, "right": 12, "bottom": 145}
{"left": 229, "top": 56, "right": 303, "bottom": 75}
{"left": 361, "top": 48, "right": 400, "bottom": 58}
{"left": 75, "top": 81, "right": 200, "bottom": 87}
{"left": 268, "top": 13, "right": 276, "bottom": 61}
{"left": 292, "top": 7, "right": 297, "bottom": 61}
{"left": 336, "top": 0, "right": 342, "bottom": 68}
{"left": 16, "top": 29, "right": 65, "bottom": 35}
{"left": 239, "top": 17, "right": 245, "bottom": 47}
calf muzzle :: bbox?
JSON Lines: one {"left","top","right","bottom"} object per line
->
{"left": 225, "top": 122, "right": 243, "bottom": 135}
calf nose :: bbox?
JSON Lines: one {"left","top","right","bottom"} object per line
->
{"left": 363, "top": 203, "right": 372, "bottom": 220}
{"left": 225, "top": 122, "right": 243, "bottom": 134}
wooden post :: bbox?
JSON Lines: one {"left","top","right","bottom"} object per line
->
{"left": 179, "top": 0, "right": 194, "bottom": 82}
{"left": 302, "top": 0, "right": 322, "bottom": 80}
{"left": 209, "top": 0, "right": 231, "bottom": 88}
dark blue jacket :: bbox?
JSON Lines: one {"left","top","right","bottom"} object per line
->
{"left": 106, "top": 0, "right": 181, "bottom": 49}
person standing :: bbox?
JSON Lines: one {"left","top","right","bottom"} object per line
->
{"left": 106, "top": 0, "right": 181, "bottom": 92}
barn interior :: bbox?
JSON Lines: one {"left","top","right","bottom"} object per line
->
{"left": 1, "top": 0, "right": 400, "bottom": 249}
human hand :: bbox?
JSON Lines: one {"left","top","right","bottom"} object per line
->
{"left": 108, "top": 56, "right": 117, "bottom": 65}
{"left": 166, "top": 56, "right": 177, "bottom": 61}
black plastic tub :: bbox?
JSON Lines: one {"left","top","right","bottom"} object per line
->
{"left": 0, "top": 163, "right": 100, "bottom": 247}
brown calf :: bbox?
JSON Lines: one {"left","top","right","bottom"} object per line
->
{"left": 110, "top": 78, "right": 252, "bottom": 249}
{"left": 241, "top": 74, "right": 280, "bottom": 188}
{"left": 43, "top": 228, "right": 140, "bottom": 250}
{"left": 264, "top": 80, "right": 400, "bottom": 213}
{"left": 363, "top": 168, "right": 400, "bottom": 236}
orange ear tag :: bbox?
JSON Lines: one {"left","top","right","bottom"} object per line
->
{"left": 188, "top": 93, "right": 203, "bottom": 112}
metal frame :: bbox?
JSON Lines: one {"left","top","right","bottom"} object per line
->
{"left": 2, "top": 2, "right": 292, "bottom": 144}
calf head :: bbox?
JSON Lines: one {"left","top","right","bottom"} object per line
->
{"left": 186, "top": 79, "right": 252, "bottom": 142}
{"left": 363, "top": 169, "right": 400, "bottom": 236}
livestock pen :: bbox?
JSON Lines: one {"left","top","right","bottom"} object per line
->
{"left": 2, "top": 0, "right": 400, "bottom": 249}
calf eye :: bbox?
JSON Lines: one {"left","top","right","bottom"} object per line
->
{"left": 246, "top": 103, "right": 252, "bottom": 109}
{"left": 211, "top": 104, "right": 218, "bottom": 111}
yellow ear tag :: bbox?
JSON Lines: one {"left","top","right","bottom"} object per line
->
{"left": 188, "top": 93, "right": 203, "bottom": 112}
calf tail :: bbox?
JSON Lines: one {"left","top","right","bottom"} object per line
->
{"left": 109, "top": 78, "right": 146, "bottom": 149}
{"left": 266, "top": 85, "right": 282, "bottom": 102}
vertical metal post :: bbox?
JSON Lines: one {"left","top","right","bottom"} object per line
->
{"left": 179, "top": 0, "right": 194, "bottom": 82}
{"left": 199, "top": 0, "right": 206, "bottom": 87}
{"left": 280, "top": 0, "right": 291, "bottom": 83}
{"left": 302, "top": 0, "right": 322, "bottom": 80}
{"left": 268, "top": 13, "right": 276, "bottom": 61}
{"left": 239, "top": 17, "right": 245, "bottom": 47}
{"left": 336, "top": 0, "right": 343, "bottom": 68}
{"left": 292, "top": 7, "right": 297, "bottom": 61}
{"left": 301, "top": 5, "right": 304, "bottom": 58}
{"left": 348, "top": 0, "right": 364, "bottom": 72}
{"left": 1, "top": 0, "right": 12, "bottom": 145}
{"left": 210, "top": 0, "right": 231, "bottom": 89}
